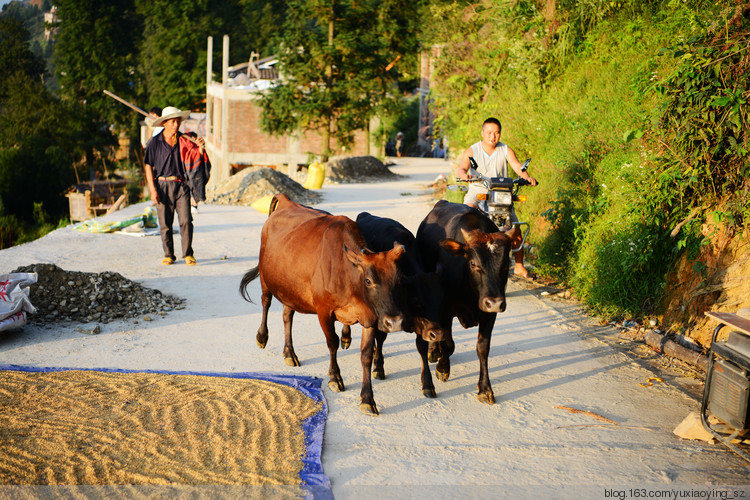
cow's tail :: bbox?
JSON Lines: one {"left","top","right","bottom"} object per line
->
{"left": 239, "top": 266, "right": 260, "bottom": 303}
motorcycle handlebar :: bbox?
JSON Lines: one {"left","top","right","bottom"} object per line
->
{"left": 459, "top": 175, "right": 538, "bottom": 187}
{"left": 464, "top": 165, "right": 538, "bottom": 186}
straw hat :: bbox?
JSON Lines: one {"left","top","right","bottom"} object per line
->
{"left": 152, "top": 106, "right": 191, "bottom": 126}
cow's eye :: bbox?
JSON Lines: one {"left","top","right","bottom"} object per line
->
{"left": 469, "top": 260, "right": 478, "bottom": 270}
{"left": 365, "top": 278, "right": 373, "bottom": 287}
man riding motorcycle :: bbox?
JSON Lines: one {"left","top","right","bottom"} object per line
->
{"left": 456, "top": 117, "right": 537, "bottom": 279}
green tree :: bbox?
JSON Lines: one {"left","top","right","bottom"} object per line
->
{"left": 260, "top": 0, "right": 419, "bottom": 161}
{"left": 335, "top": 0, "right": 420, "bottom": 154}
{"left": 227, "top": 0, "right": 289, "bottom": 59}
{"left": 0, "top": 73, "right": 78, "bottom": 225}
{"left": 136, "top": 0, "right": 222, "bottom": 111}
{"left": 0, "top": 16, "right": 45, "bottom": 99}
{"left": 53, "top": 0, "right": 142, "bottom": 127}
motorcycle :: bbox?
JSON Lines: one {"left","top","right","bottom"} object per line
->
{"left": 462, "top": 157, "right": 535, "bottom": 253}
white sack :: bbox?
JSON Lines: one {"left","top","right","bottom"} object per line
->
{"left": 0, "top": 273, "right": 37, "bottom": 333}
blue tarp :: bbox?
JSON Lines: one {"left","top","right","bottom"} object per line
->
{"left": 0, "top": 364, "right": 332, "bottom": 499}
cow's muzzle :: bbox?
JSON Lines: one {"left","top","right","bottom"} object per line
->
{"left": 480, "top": 297, "right": 506, "bottom": 313}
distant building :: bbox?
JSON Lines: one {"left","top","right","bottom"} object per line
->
{"left": 44, "top": 6, "right": 58, "bottom": 42}
{"left": 203, "top": 36, "right": 377, "bottom": 186}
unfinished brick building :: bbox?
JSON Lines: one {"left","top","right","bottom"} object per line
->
{"left": 204, "top": 36, "right": 375, "bottom": 185}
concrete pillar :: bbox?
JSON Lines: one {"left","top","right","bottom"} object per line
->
{"left": 206, "top": 36, "right": 213, "bottom": 140}
{"left": 221, "top": 35, "right": 230, "bottom": 181}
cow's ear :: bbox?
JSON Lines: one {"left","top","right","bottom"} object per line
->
{"left": 344, "top": 244, "right": 363, "bottom": 266}
{"left": 498, "top": 225, "right": 518, "bottom": 241}
{"left": 439, "top": 238, "right": 465, "bottom": 257}
{"left": 389, "top": 242, "right": 405, "bottom": 260}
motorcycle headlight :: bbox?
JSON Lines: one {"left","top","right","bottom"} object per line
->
{"left": 488, "top": 191, "right": 513, "bottom": 206}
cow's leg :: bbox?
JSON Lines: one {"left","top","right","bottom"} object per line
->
{"left": 341, "top": 324, "right": 352, "bottom": 350}
{"left": 435, "top": 338, "right": 456, "bottom": 382}
{"left": 256, "top": 285, "right": 272, "bottom": 349}
{"left": 372, "top": 328, "right": 387, "bottom": 380}
{"left": 416, "top": 336, "right": 436, "bottom": 398}
{"left": 427, "top": 341, "right": 441, "bottom": 363}
{"left": 359, "top": 326, "right": 379, "bottom": 415}
{"left": 317, "top": 312, "right": 344, "bottom": 393}
{"left": 282, "top": 306, "right": 300, "bottom": 367}
{"left": 476, "top": 313, "right": 496, "bottom": 404}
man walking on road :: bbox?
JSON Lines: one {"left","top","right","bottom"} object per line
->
{"left": 143, "top": 106, "right": 204, "bottom": 266}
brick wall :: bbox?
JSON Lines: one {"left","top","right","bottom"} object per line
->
{"left": 206, "top": 86, "right": 376, "bottom": 173}
{"left": 227, "top": 100, "right": 287, "bottom": 154}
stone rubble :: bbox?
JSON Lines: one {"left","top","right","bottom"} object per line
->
{"left": 10, "top": 263, "right": 184, "bottom": 326}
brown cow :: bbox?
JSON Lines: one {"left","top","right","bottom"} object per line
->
{"left": 239, "top": 194, "right": 405, "bottom": 415}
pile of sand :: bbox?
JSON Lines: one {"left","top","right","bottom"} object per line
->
{"left": 206, "top": 167, "right": 321, "bottom": 207}
{"left": 325, "top": 156, "right": 402, "bottom": 184}
{"left": 0, "top": 369, "right": 321, "bottom": 486}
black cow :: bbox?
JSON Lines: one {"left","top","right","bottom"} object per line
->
{"left": 340, "top": 212, "right": 450, "bottom": 397}
{"left": 415, "top": 200, "right": 515, "bottom": 404}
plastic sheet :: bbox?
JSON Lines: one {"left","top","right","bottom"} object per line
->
{"left": 73, "top": 207, "right": 158, "bottom": 234}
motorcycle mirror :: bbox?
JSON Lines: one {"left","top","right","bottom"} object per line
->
{"left": 521, "top": 159, "right": 531, "bottom": 172}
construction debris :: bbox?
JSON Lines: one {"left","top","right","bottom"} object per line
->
{"left": 325, "top": 156, "right": 402, "bottom": 184}
{"left": 206, "top": 167, "right": 321, "bottom": 207}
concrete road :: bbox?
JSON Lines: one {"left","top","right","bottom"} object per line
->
{"left": 1, "top": 157, "right": 748, "bottom": 499}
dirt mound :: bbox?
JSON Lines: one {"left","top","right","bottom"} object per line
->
{"left": 660, "top": 225, "right": 750, "bottom": 347}
{"left": 325, "top": 156, "right": 402, "bottom": 184}
{"left": 206, "top": 167, "right": 321, "bottom": 206}
{"left": 11, "top": 263, "right": 184, "bottom": 326}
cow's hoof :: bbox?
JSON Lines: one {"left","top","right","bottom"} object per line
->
{"left": 328, "top": 378, "right": 345, "bottom": 392}
{"left": 341, "top": 336, "right": 351, "bottom": 350}
{"left": 423, "top": 388, "right": 437, "bottom": 398}
{"left": 427, "top": 350, "right": 439, "bottom": 363}
{"left": 436, "top": 369, "right": 450, "bottom": 382}
{"left": 373, "top": 368, "right": 385, "bottom": 380}
{"left": 284, "top": 355, "right": 300, "bottom": 367}
{"left": 256, "top": 335, "right": 268, "bottom": 349}
{"left": 477, "top": 391, "right": 496, "bottom": 405}
{"left": 359, "top": 402, "right": 379, "bottom": 416}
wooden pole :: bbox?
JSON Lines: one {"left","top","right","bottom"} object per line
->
{"left": 102, "top": 89, "right": 202, "bottom": 146}
{"left": 102, "top": 90, "right": 148, "bottom": 117}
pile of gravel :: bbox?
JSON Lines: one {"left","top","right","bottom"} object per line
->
{"left": 325, "top": 156, "right": 402, "bottom": 184}
{"left": 206, "top": 167, "right": 321, "bottom": 206}
{"left": 11, "top": 263, "right": 184, "bottom": 326}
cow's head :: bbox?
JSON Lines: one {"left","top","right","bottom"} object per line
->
{"left": 439, "top": 228, "right": 512, "bottom": 313}
{"left": 402, "top": 264, "right": 450, "bottom": 342}
{"left": 345, "top": 242, "right": 406, "bottom": 333}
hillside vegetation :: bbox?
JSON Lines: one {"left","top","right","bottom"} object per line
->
{"left": 426, "top": 0, "right": 749, "bottom": 346}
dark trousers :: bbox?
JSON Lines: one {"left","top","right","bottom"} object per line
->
{"left": 156, "top": 180, "right": 193, "bottom": 260}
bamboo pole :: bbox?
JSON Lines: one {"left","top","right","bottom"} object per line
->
{"left": 102, "top": 90, "right": 202, "bottom": 146}
{"left": 103, "top": 89, "right": 148, "bottom": 117}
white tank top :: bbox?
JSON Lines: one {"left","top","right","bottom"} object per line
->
{"left": 470, "top": 141, "right": 508, "bottom": 177}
